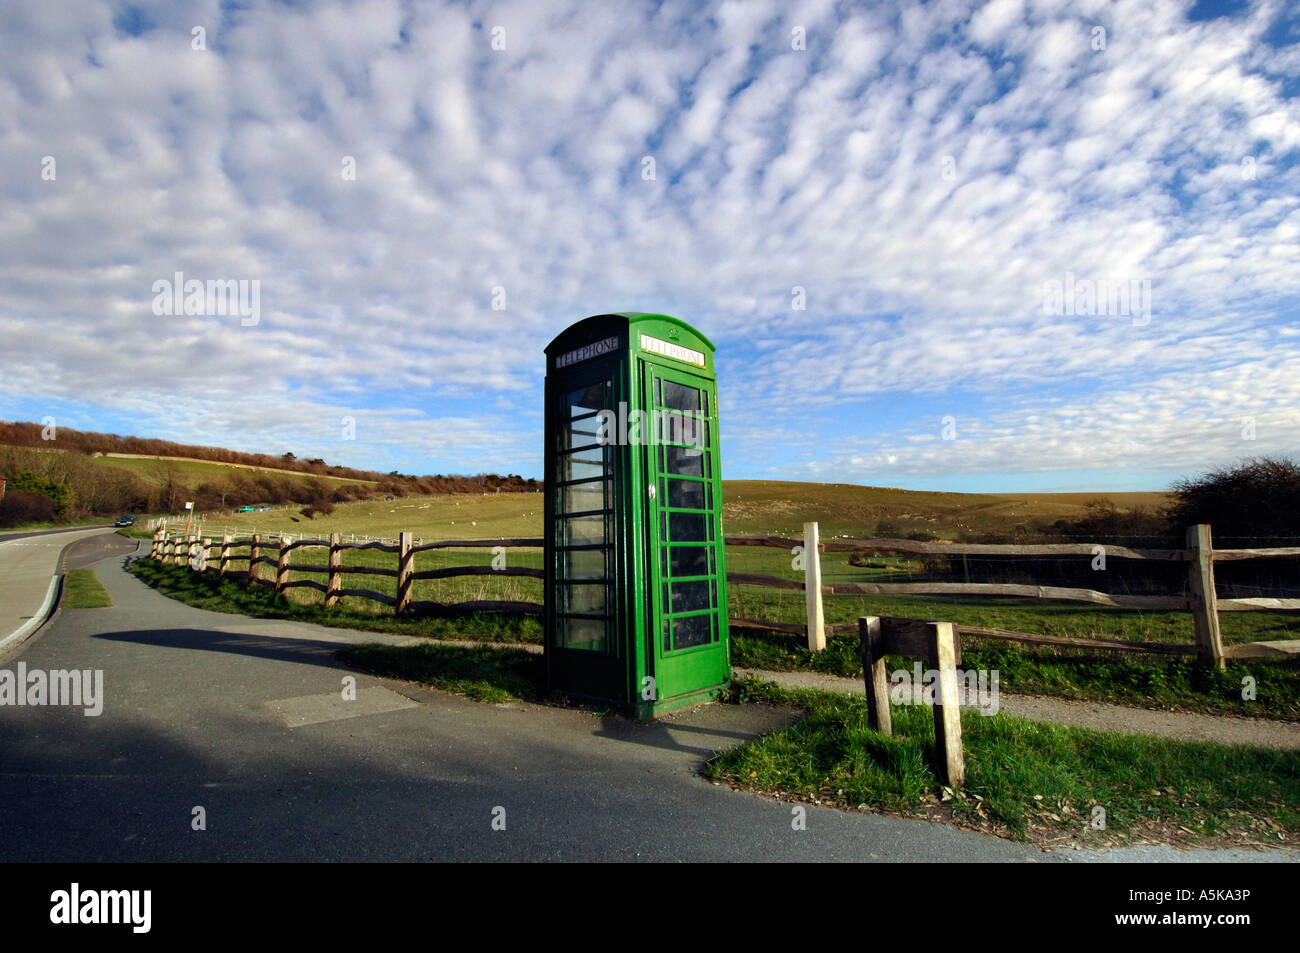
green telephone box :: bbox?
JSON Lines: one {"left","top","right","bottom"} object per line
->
{"left": 544, "top": 313, "right": 730, "bottom": 718}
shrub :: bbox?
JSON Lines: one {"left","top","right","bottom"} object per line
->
{"left": 0, "top": 491, "right": 58, "bottom": 527}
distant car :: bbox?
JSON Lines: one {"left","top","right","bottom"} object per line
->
{"left": 114, "top": 515, "right": 136, "bottom": 527}
{"left": 385, "top": 496, "right": 394, "bottom": 501}
{"left": 256, "top": 506, "right": 271, "bottom": 512}
{"left": 238, "top": 505, "right": 254, "bottom": 513}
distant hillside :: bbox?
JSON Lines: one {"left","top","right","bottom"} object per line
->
{"left": 0, "top": 420, "right": 535, "bottom": 490}
{"left": 722, "top": 480, "right": 1172, "bottom": 540}
{"left": 0, "top": 421, "right": 539, "bottom": 527}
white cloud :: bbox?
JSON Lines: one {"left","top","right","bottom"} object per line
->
{"left": 0, "top": 0, "right": 1296, "bottom": 488}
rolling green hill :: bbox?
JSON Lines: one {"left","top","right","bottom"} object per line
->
{"left": 165, "top": 480, "right": 1168, "bottom": 543}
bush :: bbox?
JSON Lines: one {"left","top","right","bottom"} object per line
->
{"left": 0, "top": 491, "right": 58, "bottom": 527}
{"left": 1167, "top": 456, "right": 1300, "bottom": 543}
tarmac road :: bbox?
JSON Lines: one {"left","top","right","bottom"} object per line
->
{"left": 0, "top": 525, "right": 120, "bottom": 654}
{"left": 0, "top": 548, "right": 1055, "bottom": 863}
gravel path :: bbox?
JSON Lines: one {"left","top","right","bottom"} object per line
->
{"left": 734, "top": 667, "right": 1300, "bottom": 751}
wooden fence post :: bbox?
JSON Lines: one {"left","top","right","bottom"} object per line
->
{"left": 326, "top": 532, "right": 342, "bottom": 608}
{"left": 803, "top": 521, "right": 826, "bottom": 651}
{"left": 219, "top": 535, "right": 231, "bottom": 576}
{"left": 276, "top": 535, "right": 291, "bottom": 595}
{"left": 1187, "top": 524, "right": 1225, "bottom": 670}
{"left": 928, "top": 621, "right": 965, "bottom": 788}
{"left": 151, "top": 529, "right": 162, "bottom": 560}
{"left": 858, "top": 616, "right": 891, "bottom": 735}
{"left": 396, "top": 531, "right": 413, "bottom": 613}
{"left": 248, "top": 533, "right": 260, "bottom": 587}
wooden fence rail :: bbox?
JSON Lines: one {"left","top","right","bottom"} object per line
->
{"left": 724, "top": 522, "right": 1300, "bottom": 667}
{"left": 151, "top": 525, "right": 545, "bottom": 618}
{"left": 150, "top": 520, "right": 1300, "bottom": 665}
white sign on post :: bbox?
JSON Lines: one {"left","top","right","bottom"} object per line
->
{"left": 184, "top": 501, "right": 194, "bottom": 510}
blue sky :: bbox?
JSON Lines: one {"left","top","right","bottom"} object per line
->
{"left": 2, "top": 0, "right": 1298, "bottom": 492}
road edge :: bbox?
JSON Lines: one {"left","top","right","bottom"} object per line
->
{"left": 0, "top": 572, "right": 64, "bottom": 657}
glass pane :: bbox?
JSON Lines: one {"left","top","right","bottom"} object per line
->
{"left": 562, "top": 617, "right": 607, "bottom": 651}
{"left": 669, "top": 580, "right": 712, "bottom": 614}
{"left": 560, "top": 480, "right": 607, "bottom": 514}
{"left": 567, "top": 382, "right": 606, "bottom": 417}
{"left": 671, "top": 614, "right": 712, "bottom": 650}
{"left": 568, "top": 444, "right": 605, "bottom": 466}
{"left": 664, "top": 545, "right": 710, "bottom": 578}
{"left": 564, "top": 583, "right": 607, "bottom": 615}
{"left": 562, "top": 548, "right": 605, "bottom": 580}
{"left": 559, "top": 454, "right": 606, "bottom": 483}
{"left": 666, "top": 478, "right": 707, "bottom": 510}
{"left": 565, "top": 418, "right": 603, "bottom": 449}
{"left": 564, "top": 514, "right": 605, "bottom": 545}
{"left": 658, "top": 411, "right": 704, "bottom": 448}
{"left": 664, "top": 445, "right": 706, "bottom": 477}
{"left": 662, "top": 380, "right": 701, "bottom": 412}
{"left": 664, "top": 511, "right": 708, "bottom": 543}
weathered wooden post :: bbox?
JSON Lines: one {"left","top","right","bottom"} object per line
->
{"left": 804, "top": 521, "right": 826, "bottom": 651}
{"left": 858, "top": 615, "right": 966, "bottom": 788}
{"left": 326, "top": 532, "right": 342, "bottom": 608}
{"left": 248, "top": 533, "right": 261, "bottom": 587}
{"left": 928, "top": 621, "right": 966, "bottom": 788}
{"left": 858, "top": 616, "right": 891, "bottom": 735}
{"left": 1187, "top": 524, "right": 1225, "bottom": 670}
{"left": 396, "top": 531, "right": 413, "bottom": 613}
{"left": 276, "top": 535, "right": 291, "bottom": 595}
{"left": 219, "top": 535, "right": 231, "bottom": 576}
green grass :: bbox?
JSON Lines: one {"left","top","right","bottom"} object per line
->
{"left": 335, "top": 639, "right": 1300, "bottom": 848}
{"left": 338, "top": 642, "right": 544, "bottom": 704}
{"left": 136, "top": 534, "right": 1300, "bottom": 719}
{"left": 62, "top": 569, "right": 113, "bottom": 608}
{"left": 0, "top": 516, "right": 113, "bottom": 533}
{"left": 129, "top": 558, "right": 542, "bottom": 644}
{"left": 93, "top": 453, "right": 374, "bottom": 486}
{"left": 709, "top": 676, "right": 1300, "bottom": 846}
{"left": 722, "top": 479, "right": 1169, "bottom": 538}
{"left": 174, "top": 477, "right": 1164, "bottom": 553}
{"left": 728, "top": 546, "right": 1300, "bottom": 720}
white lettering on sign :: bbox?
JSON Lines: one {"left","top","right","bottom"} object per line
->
{"left": 556, "top": 336, "right": 620, "bottom": 369}
{"left": 639, "top": 334, "right": 705, "bottom": 367}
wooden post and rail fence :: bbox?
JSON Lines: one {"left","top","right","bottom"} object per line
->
{"left": 150, "top": 526, "right": 547, "bottom": 618}
{"left": 149, "top": 520, "right": 1300, "bottom": 666}
{"left": 726, "top": 522, "right": 1300, "bottom": 668}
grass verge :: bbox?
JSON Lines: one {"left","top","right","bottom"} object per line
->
{"left": 61, "top": 569, "right": 113, "bottom": 608}
{"left": 732, "top": 627, "right": 1300, "bottom": 722}
{"left": 129, "top": 558, "right": 541, "bottom": 644}
{"left": 338, "top": 642, "right": 544, "bottom": 704}
{"left": 709, "top": 676, "right": 1300, "bottom": 848}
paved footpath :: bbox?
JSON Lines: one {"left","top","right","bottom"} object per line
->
{"left": 2, "top": 551, "right": 1293, "bottom": 862}
{"left": 0, "top": 550, "right": 1057, "bottom": 863}
{"left": 0, "top": 526, "right": 117, "bottom": 653}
